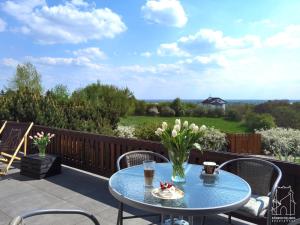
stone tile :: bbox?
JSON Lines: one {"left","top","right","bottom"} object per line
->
{"left": 22, "top": 202, "right": 89, "bottom": 225}
{"left": 0, "top": 166, "right": 254, "bottom": 225}
{"left": 0, "top": 178, "right": 35, "bottom": 199}
{"left": 0, "top": 211, "right": 12, "bottom": 225}
{"left": 0, "top": 189, "right": 66, "bottom": 217}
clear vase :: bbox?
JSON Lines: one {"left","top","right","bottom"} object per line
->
{"left": 168, "top": 149, "right": 190, "bottom": 183}
{"left": 38, "top": 146, "right": 46, "bottom": 157}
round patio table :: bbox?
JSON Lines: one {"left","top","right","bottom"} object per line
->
{"left": 109, "top": 163, "right": 251, "bottom": 222}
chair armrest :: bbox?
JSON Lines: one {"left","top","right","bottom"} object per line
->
{"left": 9, "top": 209, "right": 100, "bottom": 225}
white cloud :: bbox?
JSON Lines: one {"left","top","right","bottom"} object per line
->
{"left": 1, "top": 58, "right": 19, "bottom": 67}
{"left": 2, "top": 0, "right": 127, "bottom": 44}
{"left": 265, "top": 25, "right": 300, "bottom": 48}
{"left": 250, "top": 19, "right": 277, "bottom": 28}
{"left": 70, "top": 0, "right": 89, "bottom": 7}
{"left": 141, "top": 51, "right": 152, "bottom": 57}
{"left": 141, "top": 0, "right": 187, "bottom": 28}
{"left": 73, "top": 47, "right": 107, "bottom": 60}
{"left": 178, "top": 29, "right": 261, "bottom": 53}
{"left": 25, "top": 47, "right": 107, "bottom": 70}
{"left": 157, "top": 42, "right": 190, "bottom": 57}
{"left": 0, "top": 18, "right": 7, "bottom": 32}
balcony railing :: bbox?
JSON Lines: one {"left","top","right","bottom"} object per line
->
{"left": 0, "top": 121, "right": 296, "bottom": 224}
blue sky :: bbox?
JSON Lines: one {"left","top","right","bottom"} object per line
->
{"left": 0, "top": 0, "right": 300, "bottom": 99}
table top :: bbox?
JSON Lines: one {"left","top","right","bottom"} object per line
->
{"left": 109, "top": 163, "right": 251, "bottom": 216}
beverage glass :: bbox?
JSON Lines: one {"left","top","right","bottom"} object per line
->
{"left": 143, "top": 160, "right": 155, "bottom": 187}
{"left": 203, "top": 161, "right": 217, "bottom": 174}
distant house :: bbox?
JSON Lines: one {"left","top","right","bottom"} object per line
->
{"left": 201, "top": 97, "right": 227, "bottom": 111}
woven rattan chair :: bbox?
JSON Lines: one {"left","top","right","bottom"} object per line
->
{"left": 116, "top": 150, "right": 169, "bottom": 225}
{"left": 288, "top": 218, "right": 300, "bottom": 225}
{"left": 9, "top": 209, "right": 100, "bottom": 225}
{"left": 0, "top": 121, "right": 33, "bottom": 175}
{"left": 217, "top": 158, "right": 282, "bottom": 225}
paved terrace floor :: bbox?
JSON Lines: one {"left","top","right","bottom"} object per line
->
{"left": 0, "top": 165, "right": 255, "bottom": 225}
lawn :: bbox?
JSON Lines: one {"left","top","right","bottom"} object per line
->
{"left": 120, "top": 116, "right": 248, "bottom": 133}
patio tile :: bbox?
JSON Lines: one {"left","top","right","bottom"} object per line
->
{"left": 0, "top": 188, "right": 66, "bottom": 217}
{"left": 0, "top": 211, "right": 12, "bottom": 225}
{"left": 0, "top": 166, "right": 256, "bottom": 225}
{"left": 23, "top": 201, "right": 89, "bottom": 225}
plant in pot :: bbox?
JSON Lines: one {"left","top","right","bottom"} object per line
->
{"left": 29, "top": 132, "right": 55, "bottom": 157}
{"left": 155, "top": 119, "right": 206, "bottom": 182}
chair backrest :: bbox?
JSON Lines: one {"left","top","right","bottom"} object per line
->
{"left": 9, "top": 209, "right": 100, "bottom": 225}
{"left": 117, "top": 150, "right": 169, "bottom": 171}
{"left": 0, "top": 121, "right": 33, "bottom": 152}
{"left": 218, "top": 158, "right": 282, "bottom": 196}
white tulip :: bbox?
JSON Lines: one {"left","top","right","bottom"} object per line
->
{"left": 174, "top": 124, "right": 180, "bottom": 132}
{"left": 183, "top": 121, "right": 188, "bottom": 128}
{"left": 175, "top": 119, "right": 181, "bottom": 126}
{"left": 200, "top": 125, "right": 207, "bottom": 131}
{"left": 172, "top": 129, "right": 177, "bottom": 137}
{"left": 193, "top": 125, "right": 199, "bottom": 133}
{"left": 162, "top": 122, "right": 168, "bottom": 130}
{"left": 189, "top": 123, "right": 196, "bottom": 130}
{"left": 155, "top": 128, "right": 163, "bottom": 136}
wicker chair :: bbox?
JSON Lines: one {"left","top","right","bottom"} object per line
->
{"left": 9, "top": 209, "right": 100, "bottom": 225}
{"left": 217, "top": 158, "right": 282, "bottom": 225}
{"left": 116, "top": 150, "right": 169, "bottom": 225}
{"left": 288, "top": 219, "right": 300, "bottom": 225}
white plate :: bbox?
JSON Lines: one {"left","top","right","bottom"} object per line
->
{"left": 151, "top": 187, "right": 184, "bottom": 200}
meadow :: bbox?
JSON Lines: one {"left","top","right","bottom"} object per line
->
{"left": 120, "top": 116, "right": 248, "bottom": 133}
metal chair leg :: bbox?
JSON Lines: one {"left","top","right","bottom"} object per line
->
{"left": 117, "top": 202, "right": 123, "bottom": 225}
{"left": 201, "top": 216, "right": 206, "bottom": 225}
{"left": 188, "top": 216, "right": 194, "bottom": 225}
{"left": 228, "top": 214, "right": 232, "bottom": 224}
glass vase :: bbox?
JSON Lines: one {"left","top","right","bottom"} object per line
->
{"left": 38, "top": 146, "right": 46, "bottom": 157}
{"left": 168, "top": 148, "right": 190, "bottom": 183}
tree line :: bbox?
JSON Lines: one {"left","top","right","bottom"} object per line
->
{"left": 0, "top": 63, "right": 135, "bottom": 135}
{"left": 1, "top": 62, "right": 299, "bottom": 134}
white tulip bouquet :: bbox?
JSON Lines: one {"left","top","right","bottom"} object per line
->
{"left": 155, "top": 119, "right": 206, "bottom": 182}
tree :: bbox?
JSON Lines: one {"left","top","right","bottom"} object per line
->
{"left": 245, "top": 113, "right": 276, "bottom": 132}
{"left": 10, "top": 62, "right": 42, "bottom": 93}
{"left": 170, "top": 98, "right": 184, "bottom": 116}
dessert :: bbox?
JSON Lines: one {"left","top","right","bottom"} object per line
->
{"left": 157, "top": 182, "right": 177, "bottom": 198}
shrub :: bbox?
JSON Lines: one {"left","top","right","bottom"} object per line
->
{"left": 134, "top": 100, "right": 147, "bottom": 115}
{"left": 135, "top": 122, "right": 161, "bottom": 141}
{"left": 206, "top": 108, "right": 224, "bottom": 118}
{"left": 256, "top": 127, "right": 300, "bottom": 162}
{"left": 160, "top": 106, "right": 175, "bottom": 117}
{"left": 198, "top": 127, "right": 227, "bottom": 151}
{"left": 225, "top": 109, "right": 242, "bottom": 121}
{"left": 115, "top": 125, "right": 136, "bottom": 138}
{"left": 147, "top": 106, "right": 159, "bottom": 116}
{"left": 245, "top": 113, "right": 276, "bottom": 131}
{"left": 271, "top": 106, "right": 300, "bottom": 129}
{"left": 192, "top": 106, "right": 206, "bottom": 117}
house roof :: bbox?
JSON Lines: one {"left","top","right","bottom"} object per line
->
{"left": 202, "top": 97, "right": 227, "bottom": 105}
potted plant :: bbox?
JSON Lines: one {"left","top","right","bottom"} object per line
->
{"left": 155, "top": 119, "right": 206, "bottom": 182}
{"left": 29, "top": 131, "right": 55, "bottom": 157}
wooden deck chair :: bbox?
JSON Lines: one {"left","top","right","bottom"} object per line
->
{"left": 0, "top": 121, "right": 34, "bottom": 175}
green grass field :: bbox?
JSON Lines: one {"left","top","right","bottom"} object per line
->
{"left": 120, "top": 116, "right": 248, "bottom": 133}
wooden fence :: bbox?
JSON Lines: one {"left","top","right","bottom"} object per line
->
{"left": 27, "top": 125, "right": 300, "bottom": 224}
{"left": 227, "top": 133, "right": 262, "bottom": 154}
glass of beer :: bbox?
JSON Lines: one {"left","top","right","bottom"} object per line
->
{"left": 143, "top": 160, "right": 155, "bottom": 187}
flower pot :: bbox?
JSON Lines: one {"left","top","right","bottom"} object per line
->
{"left": 168, "top": 149, "right": 190, "bottom": 183}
